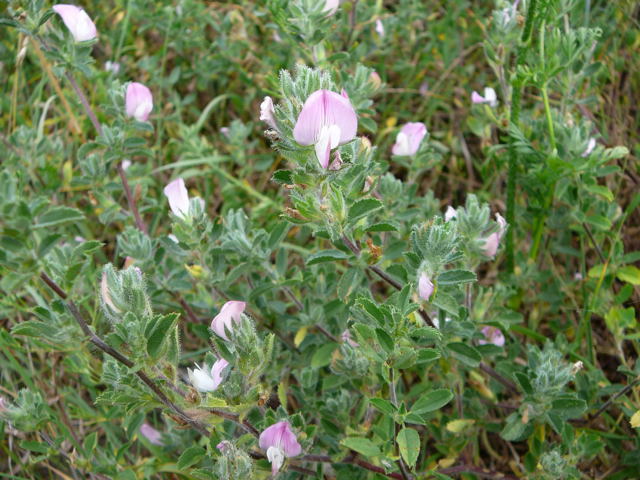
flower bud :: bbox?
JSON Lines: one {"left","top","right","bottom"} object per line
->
{"left": 369, "top": 71, "right": 382, "bottom": 89}
{"left": 211, "top": 301, "right": 246, "bottom": 340}
{"left": 259, "top": 96, "right": 277, "bottom": 129}
{"left": 163, "top": 178, "right": 190, "bottom": 219}
{"left": 418, "top": 272, "right": 434, "bottom": 301}
{"left": 375, "top": 19, "right": 384, "bottom": 37}
{"left": 52, "top": 4, "right": 97, "bottom": 42}
{"left": 581, "top": 138, "right": 596, "bottom": 157}
{"left": 125, "top": 82, "right": 153, "bottom": 122}
{"left": 444, "top": 205, "right": 457, "bottom": 222}
{"left": 99, "top": 264, "right": 152, "bottom": 321}
{"left": 392, "top": 122, "right": 427, "bottom": 156}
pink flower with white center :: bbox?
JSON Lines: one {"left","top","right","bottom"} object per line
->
{"left": 482, "top": 213, "right": 507, "bottom": 257}
{"left": 323, "top": 0, "right": 339, "bottom": 15}
{"left": 293, "top": 89, "right": 358, "bottom": 169}
{"left": 211, "top": 301, "right": 246, "bottom": 340}
{"left": 418, "top": 272, "right": 434, "bottom": 301}
{"left": 187, "top": 358, "right": 229, "bottom": 392}
{"left": 140, "top": 423, "right": 164, "bottom": 446}
{"left": 260, "top": 96, "right": 277, "bottom": 129}
{"left": 478, "top": 326, "right": 505, "bottom": 347}
{"left": 259, "top": 421, "right": 302, "bottom": 475}
{"left": 471, "top": 87, "right": 498, "bottom": 107}
{"left": 341, "top": 329, "right": 359, "bottom": 347}
{"left": 125, "top": 82, "right": 153, "bottom": 122}
{"left": 581, "top": 138, "right": 596, "bottom": 157}
{"left": 52, "top": 5, "right": 97, "bottom": 42}
{"left": 163, "top": 178, "right": 189, "bottom": 219}
{"left": 375, "top": 19, "right": 384, "bottom": 37}
{"left": 444, "top": 205, "right": 457, "bottom": 222}
{"left": 392, "top": 122, "right": 427, "bottom": 156}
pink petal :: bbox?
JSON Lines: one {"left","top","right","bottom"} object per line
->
{"left": 163, "top": 178, "right": 189, "bottom": 218}
{"left": 293, "top": 90, "right": 357, "bottom": 146}
{"left": 53, "top": 4, "right": 97, "bottom": 42}
{"left": 323, "top": 0, "right": 339, "bottom": 15}
{"left": 210, "top": 301, "right": 246, "bottom": 340}
{"left": 479, "top": 326, "right": 505, "bottom": 347}
{"left": 260, "top": 96, "right": 277, "bottom": 129}
{"left": 393, "top": 122, "right": 427, "bottom": 156}
{"left": 210, "top": 358, "right": 229, "bottom": 389}
{"left": 125, "top": 82, "right": 153, "bottom": 122}
{"left": 471, "top": 91, "right": 485, "bottom": 104}
{"left": 482, "top": 232, "right": 500, "bottom": 257}
{"left": 259, "top": 421, "right": 301, "bottom": 458}
{"left": 418, "top": 272, "right": 434, "bottom": 301}
{"left": 140, "top": 423, "right": 164, "bottom": 446}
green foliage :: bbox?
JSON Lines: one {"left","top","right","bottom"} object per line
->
{"left": 1, "top": 0, "right": 638, "bottom": 479}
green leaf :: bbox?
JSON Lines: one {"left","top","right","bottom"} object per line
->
{"left": 340, "top": 437, "right": 381, "bottom": 457}
{"left": 177, "top": 446, "right": 205, "bottom": 470}
{"left": 306, "top": 249, "right": 349, "bottom": 265}
{"left": 272, "top": 170, "right": 293, "bottom": 184}
{"left": 500, "top": 413, "right": 528, "bottom": 441}
{"left": 366, "top": 222, "right": 398, "bottom": 232}
{"left": 411, "top": 389, "right": 453, "bottom": 415}
{"left": 416, "top": 348, "right": 441, "bottom": 364}
{"left": 145, "top": 313, "right": 179, "bottom": 359}
{"left": 514, "top": 372, "right": 533, "bottom": 394}
{"left": 585, "top": 214, "right": 611, "bottom": 231}
{"left": 357, "top": 298, "right": 386, "bottom": 324}
{"left": 311, "top": 342, "right": 338, "bottom": 368}
{"left": 437, "top": 269, "right": 477, "bottom": 285}
{"left": 35, "top": 206, "right": 85, "bottom": 228}
{"left": 447, "top": 342, "right": 481, "bottom": 367}
{"left": 583, "top": 184, "right": 614, "bottom": 202}
{"left": 375, "top": 328, "right": 394, "bottom": 354}
{"left": 617, "top": 266, "right": 640, "bottom": 285}
{"left": 369, "top": 398, "right": 396, "bottom": 416}
{"left": 348, "top": 198, "right": 383, "bottom": 222}
{"left": 550, "top": 397, "right": 587, "bottom": 419}
{"left": 397, "top": 428, "right": 420, "bottom": 468}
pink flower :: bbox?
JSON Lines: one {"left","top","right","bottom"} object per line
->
{"left": 217, "top": 440, "right": 231, "bottom": 453}
{"left": 418, "top": 272, "right": 434, "bottom": 301}
{"left": 581, "top": 138, "right": 596, "bottom": 157}
{"left": 471, "top": 87, "right": 498, "bottom": 107}
{"left": 259, "top": 421, "right": 302, "bottom": 475}
{"left": 211, "top": 301, "right": 246, "bottom": 340}
{"left": 140, "top": 423, "right": 164, "bottom": 446}
{"left": 478, "top": 326, "right": 505, "bottom": 347}
{"left": 260, "top": 96, "right": 277, "bottom": 129}
{"left": 392, "top": 122, "right": 427, "bottom": 156}
{"left": 482, "top": 213, "right": 507, "bottom": 257}
{"left": 52, "top": 5, "right": 97, "bottom": 42}
{"left": 105, "top": 61, "right": 121, "bottom": 74}
{"left": 187, "top": 358, "right": 229, "bottom": 392}
{"left": 163, "top": 178, "right": 189, "bottom": 219}
{"left": 293, "top": 89, "right": 358, "bottom": 169}
{"left": 125, "top": 82, "right": 153, "bottom": 122}
{"left": 375, "top": 19, "right": 385, "bottom": 37}
{"left": 121, "top": 160, "right": 131, "bottom": 170}
{"left": 341, "top": 329, "right": 359, "bottom": 347}
{"left": 323, "top": 0, "right": 339, "bottom": 15}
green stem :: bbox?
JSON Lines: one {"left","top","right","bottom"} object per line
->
{"left": 505, "top": 0, "right": 539, "bottom": 272}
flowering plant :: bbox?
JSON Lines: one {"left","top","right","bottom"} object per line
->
{"left": 0, "top": 0, "right": 638, "bottom": 479}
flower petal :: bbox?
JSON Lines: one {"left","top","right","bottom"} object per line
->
{"left": 293, "top": 90, "right": 357, "bottom": 146}
{"left": 53, "top": 4, "right": 97, "bottom": 42}
{"left": 418, "top": 272, "right": 434, "bottom": 301}
{"left": 125, "top": 82, "right": 153, "bottom": 121}
{"left": 163, "top": 178, "right": 189, "bottom": 219}
{"left": 210, "top": 301, "right": 246, "bottom": 340}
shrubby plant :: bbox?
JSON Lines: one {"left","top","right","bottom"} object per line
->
{"left": 1, "top": 0, "right": 639, "bottom": 479}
